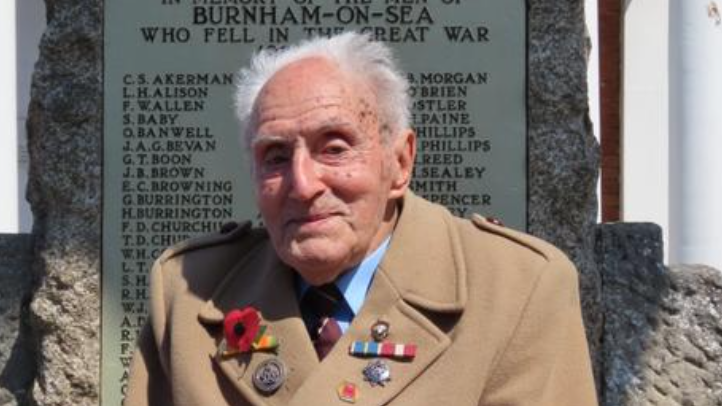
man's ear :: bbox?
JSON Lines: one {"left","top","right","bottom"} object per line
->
{"left": 389, "top": 128, "right": 416, "bottom": 199}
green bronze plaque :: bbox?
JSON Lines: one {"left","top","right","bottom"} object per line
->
{"left": 102, "top": 1, "right": 526, "bottom": 404}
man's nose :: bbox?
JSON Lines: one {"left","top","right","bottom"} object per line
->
{"left": 289, "top": 151, "right": 325, "bottom": 201}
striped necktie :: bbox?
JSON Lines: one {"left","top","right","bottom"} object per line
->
{"left": 301, "top": 283, "right": 344, "bottom": 360}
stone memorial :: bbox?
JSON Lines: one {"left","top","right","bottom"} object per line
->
{"left": 103, "top": 1, "right": 527, "bottom": 403}
{"left": 19, "top": 1, "right": 605, "bottom": 406}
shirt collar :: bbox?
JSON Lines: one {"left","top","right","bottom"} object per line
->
{"left": 297, "top": 236, "right": 392, "bottom": 316}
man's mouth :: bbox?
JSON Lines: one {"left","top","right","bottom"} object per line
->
{"left": 287, "top": 212, "right": 337, "bottom": 227}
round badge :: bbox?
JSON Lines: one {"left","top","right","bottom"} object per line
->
{"left": 252, "top": 358, "right": 287, "bottom": 395}
{"left": 362, "top": 359, "right": 391, "bottom": 387}
{"left": 370, "top": 321, "right": 390, "bottom": 342}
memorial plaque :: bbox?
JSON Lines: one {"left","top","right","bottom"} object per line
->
{"left": 102, "top": 1, "right": 527, "bottom": 404}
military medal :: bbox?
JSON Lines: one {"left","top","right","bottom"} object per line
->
{"left": 349, "top": 341, "right": 417, "bottom": 360}
{"left": 218, "top": 307, "right": 279, "bottom": 357}
{"left": 363, "top": 360, "right": 391, "bottom": 387}
{"left": 337, "top": 381, "right": 360, "bottom": 403}
{"left": 344, "top": 320, "right": 413, "bottom": 392}
{"left": 352, "top": 320, "right": 416, "bottom": 359}
{"left": 253, "top": 358, "right": 287, "bottom": 395}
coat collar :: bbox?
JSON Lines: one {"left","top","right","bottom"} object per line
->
{"left": 197, "top": 191, "right": 466, "bottom": 405}
{"left": 378, "top": 191, "right": 467, "bottom": 313}
{"left": 198, "top": 191, "right": 467, "bottom": 322}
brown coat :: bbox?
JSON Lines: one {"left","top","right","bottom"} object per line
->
{"left": 127, "top": 193, "right": 598, "bottom": 406}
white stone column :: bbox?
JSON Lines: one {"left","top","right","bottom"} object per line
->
{"left": 585, "top": 0, "right": 601, "bottom": 222}
{"left": 0, "top": 0, "right": 19, "bottom": 233}
{"left": 622, "top": 0, "right": 670, "bottom": 261}
{"left": 669, "top": 0, "right": 722, "bottom": 269}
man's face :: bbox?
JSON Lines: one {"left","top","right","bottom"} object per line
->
{"left": 250, "top": 58, "right": 410, "bottom": 285}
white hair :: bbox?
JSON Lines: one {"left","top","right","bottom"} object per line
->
{"left": 234, "top": 32, "right": 411, "bottom": 146}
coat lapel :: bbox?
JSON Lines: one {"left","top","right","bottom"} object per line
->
{"left": 197, "top": 241, "right": 319, "bottom": 406}
{"left": 288, "top": 269, "right": 452, "bottom": 406}
{"left": 290, "top": 192, "right": 467, "bottom": 405}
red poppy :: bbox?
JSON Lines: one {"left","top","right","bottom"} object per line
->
{"left": 223, "top": 307, "right": 261, "bottom": 352}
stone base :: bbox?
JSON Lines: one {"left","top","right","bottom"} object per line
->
{"left": 596, "top": 223, "right": 722, "bottom": 406}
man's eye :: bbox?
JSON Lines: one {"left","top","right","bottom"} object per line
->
{"left": 262, "top": 148, "right": 290, "bottom": 166}
{"left": 321, "top": 137, "right": 352, "bottom": 157}
{"left": 324, "top": 145, "right": 347, "bottom": 155}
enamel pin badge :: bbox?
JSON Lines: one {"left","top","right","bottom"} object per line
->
{"left": 337, "top": 381, "right": 360, "bottom": 403}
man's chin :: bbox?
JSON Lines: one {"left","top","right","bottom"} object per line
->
{"left": 280, "top": 241, "right": 351, "bottom": 284}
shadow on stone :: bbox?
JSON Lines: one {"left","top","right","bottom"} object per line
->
{"left": 0, "top": 234, "right": 36, "bottom": 406}
{"left": 0, "top": 306, "right": 37, "bottom": 406}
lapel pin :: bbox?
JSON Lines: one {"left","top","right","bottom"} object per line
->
{"left": 363, "top": 359, "right": 391, "bottom": 387}
{"left": 218, "top": 307, "right": 279, "bottom": 358}
{"left": 337, "top": 381, "right": 360, "bottom": 403}
{"left": 370, "top": 320, "right": 390, "bottom": 342}
{"left": 252, "top": 358, "right": 287, "bottom": 395}
{"left": 485, "top": 216, "right": 504, "bottom": 227}
{"left": 349, "top": 341, "right": 417, "bottom": 360}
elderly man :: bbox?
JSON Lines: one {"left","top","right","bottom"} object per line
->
{"left": 127, "top": 33, "right": 597, "bottom": 405}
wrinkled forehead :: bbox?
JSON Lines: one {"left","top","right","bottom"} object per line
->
{"left": 251, "top": 57, "right": 379, "bottom": 130}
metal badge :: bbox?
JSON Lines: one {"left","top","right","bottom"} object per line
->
{"left": 370, "top": 320, "right": 390, "bottom": 342}
{"left": 362, "top": 360, "right": 391, "bottom": 387}
{"left": 252, "top": 358, "right": 287, "bottom": 395}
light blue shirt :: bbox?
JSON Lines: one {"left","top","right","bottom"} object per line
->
{"left": 298, "top": 236, "right": 391, "bottom": 333}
